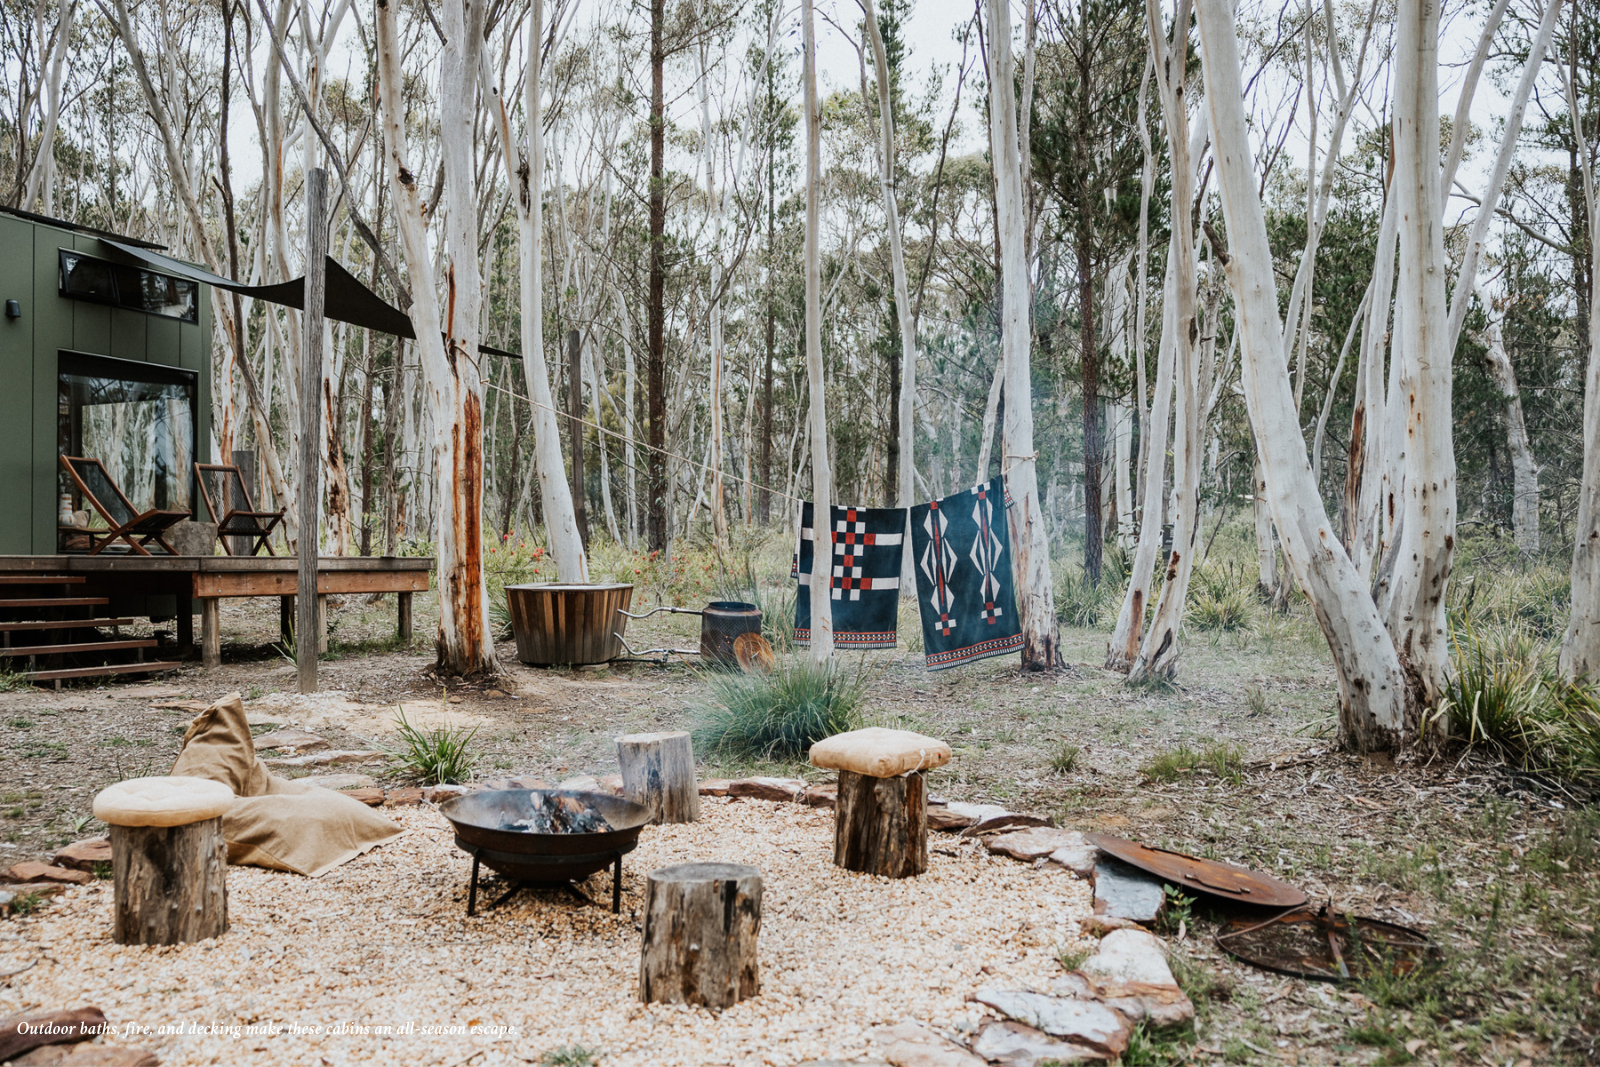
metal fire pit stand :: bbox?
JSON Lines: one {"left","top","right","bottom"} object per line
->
{"left": 461, "top": 841, "right": 627, "bottom": 917}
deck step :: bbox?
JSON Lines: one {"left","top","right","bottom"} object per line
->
{"left": 0, "top": 597, "right": 111, "bottom": 608}
{"left": 0, "top": 575, "right": 86, "bottom": 585}
{"left": 0, "top": 638, "right": 158, "bottom": 658}
{"left": 24, "top": 660, "right": 183, "bottom": 683}
{"left": 0, "top": 618, "right": 136, "bottom": 633}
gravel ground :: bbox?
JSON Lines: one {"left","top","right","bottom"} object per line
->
{"left": 1, "top": 798, "right": 1093, "bottom": 1066}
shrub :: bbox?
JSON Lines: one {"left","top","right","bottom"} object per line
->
{"left": 1188, "top": 587, "right": 1255, "bottom": 633}
{"left": 691, "top": 657, "right": 868, "bottom": 761}
{"left": 1435, "top": 623, "right": 1600, "bottom": 775}
{"left": 1055, "top": 563, "right": 1116, "bottom": 628}
{"left": 385, "top": 708, "right": 479, "bottom": 784}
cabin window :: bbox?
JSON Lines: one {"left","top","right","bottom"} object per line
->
{"left": 58, "top": 353, "right": 196, "bottom": 544}
{"left": 59, "top": 249, "right": 199, "bottom": 323}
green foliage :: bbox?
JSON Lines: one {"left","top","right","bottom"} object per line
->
{"left": 1449, "top": 566, "right": 1571, "bottom": 639}
{"left": 1054, "top": 561, "right": 1118, "bottom": 628}
{"left": 1434, "top": 623, "right": 1600, "bottom": 775}
{"left": 385, "top": 708, "right": 479, "bottom": 785}
{"left": 9, "top": 891, "right": 47, "bottom": 916}
{"left": 1156, "top": 886, "right": 1194, "bottom": 935}
{"left": 538, "top": 1045, "right": 598, "bottom": 1067}
{"left": 691, "top": 657, "right": 868, "bottom": 761}
{"left": 1140, "top": 742, "right": 1245, "bottom": 785}
{"left": 1057, "top": 943, "right": 1092, "bottom": 971}
{"left": 1049, "top": 743, "right": 1082, "bottom": 775}
{"left": 0, "top": 667, "right": 33, "bottom": 692}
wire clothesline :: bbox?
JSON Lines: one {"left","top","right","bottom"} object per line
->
{"left": 483, "top": 380, "right": 808, "bottom": 506}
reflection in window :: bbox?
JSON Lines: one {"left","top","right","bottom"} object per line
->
{"left": 58, "top": 353, "right": 196, "bottom": 537}
{"left": 59, "top": 250, "right": 198, "bottom": 322}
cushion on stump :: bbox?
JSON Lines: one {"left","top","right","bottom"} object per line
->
{"left": 809, "top": 727, "right": 951, "bottom": 778}
{"left": 93, "top": 776, "right": 235, "bottom": 827}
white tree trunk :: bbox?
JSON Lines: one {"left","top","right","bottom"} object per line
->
{"left": 1481, "top": 302, "right": 1539, "bottom": 556}
{"left": 376, "top": 0, "right": 497, "bottom": 674}
{"left": 863, "top": 0, "right": 920, "bottom": 594}
{"left": 1350, "top": 194, "right": 1397, "bottom": 580}
{"left": 986, "top": 0, "right": 1060, "bottom": 670}
{"left": 1378, "top": 0, "right": 1455, "bottom": 711}
{"left": 21, "top": 0, "right": 74, "bottom": 212}
{"left": 1560, "top": 64, "right": 1600, "bottom": 683}
{"left": 1196, "top": 0, "right": 1408, "bottom": 751}
{"left": 801, "top": 0, "right": 832, "bottom": 662}
{"left": 1107, "top": 253, "right": 1176, "bottom": 671}
{"left": 519, "top": 1, "right": 588, "bottom": 581}
{"left": 1127, "top": 14, "right": 1204, "bottom": 684}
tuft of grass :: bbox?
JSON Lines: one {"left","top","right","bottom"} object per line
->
{"left": 1156, "top": 886, "right": 1195, "bottom": 936}
{"left": 8, "top": 718, "right": 33, "bottom": 729}
{"left": 1049, "top": 743, "right": 1082, "bottom": 775}
{"left": 1244, "top": 685, "right": 1269, "bottom": 717}
{"left": 9, "top": 890, "right": 47, "bottom": 916}
{"left": 1189, "top": 562, "right": 1257, "bottom": 633}
{"left": 691, "top": 657, "right": 868, "bottom": 761}
{"left": 385, "top": 708, "right": 480, "bottom": 785}
{"left": 1434, "top": 623, "right": 1600, "bottom": 774}
{"left": 1140, "top": 742, "right": 1245, "bottom": 785}
{"left": 0, "top": 666, "right": 33, "bottom": 692}
{"left": 539, "top": 1045, "right": 599, "bottom": 1067}
{"left": 1057, "top": 943, "right": 1093, "bottom": 971}
{"left": 1054, "top": 563, "right": 1118, "bottom": 628}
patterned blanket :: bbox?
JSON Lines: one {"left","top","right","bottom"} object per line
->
{"left": 793, "top": 501, "right": 905, "bottom": 648}
{"left": 910, "top": 476, "right": 1023, "bottom": 670}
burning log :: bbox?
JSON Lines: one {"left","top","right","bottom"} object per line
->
{"left": 500, "top": 793, "right": 614, "bottom": 835}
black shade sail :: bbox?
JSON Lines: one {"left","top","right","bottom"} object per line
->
{"left": 100, "top": 238, "right": 519, "bottom": 360}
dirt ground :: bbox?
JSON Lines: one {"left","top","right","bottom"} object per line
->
{"left": 1, "top": 590, "right": 1596, "bottom": 1066}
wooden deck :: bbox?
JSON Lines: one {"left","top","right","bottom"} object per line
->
{"left": 0, "top": 555, "right": 433, "bottom": 670}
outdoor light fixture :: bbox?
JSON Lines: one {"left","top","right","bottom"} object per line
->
{"left": 4, "top": 300, "right": 18, "bottom": 319}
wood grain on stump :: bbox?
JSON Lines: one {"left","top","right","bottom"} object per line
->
{"left": 638, "top": 862, "right": 762, "bottom": 1009}
{"left": 616, "top": 731, "right": 701, "bottom": 824}
{"left": 111, "top": 817, "right": 228, "bottom": 945}
{"left": 833, "top": 768, "right": 928, "bottom": 878}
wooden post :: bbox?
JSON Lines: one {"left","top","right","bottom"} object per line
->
{"left": 297, "top": 167, "right": 327, "bottom": 694}
{"left": 200, "top": 598, "right": 220, "bottom": 670}
{"left": 110, "top": 819, "right": 228, "bottom": 945}
{"left": 397, "top": 590, "right": 413, "bottom": 643}
{"left": 639, "top": 863, "right": 761, "bottom": 1009}
{"left": 317, "top": 594, "right": 328, "bottom": 654}
{"left": 833, "top": 769, "right": 928, "bottom": 879}
{"left": 616, "top": 732, "right": 700, "bottom": 824}
{"left": 567, "top": 327, "right": 589, "bottom": 546}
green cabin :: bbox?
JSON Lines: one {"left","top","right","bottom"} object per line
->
{"left": 0, "top": 207, "right": 212, "bottom": 556}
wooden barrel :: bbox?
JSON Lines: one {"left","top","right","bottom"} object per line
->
{"left": 505, "top": 583, "right": 635, "bottom": 666}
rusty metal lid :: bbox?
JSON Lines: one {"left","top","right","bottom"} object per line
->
{"left": 1084, "top": 832, "right": 1308, "bottom": 908}
{"left": 1216, "top": 905, "right": 1434, "bottom": 982}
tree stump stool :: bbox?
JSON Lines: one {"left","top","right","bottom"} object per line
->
{"left": 638, "top": 863, "right": 762, "bottom": 1009}
{"left": 809, "top": 727, "right": 953, "bottom": 879}
{"left": 616, "top": 731, "right": 701, "bottom": 824}
{"left": 92, "top": 776, "right": 234, "bottom": 945}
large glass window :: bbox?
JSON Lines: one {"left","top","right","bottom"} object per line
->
{"left": 58, "top": 353, "right": 196, "bottom": 540}
{"left": 59, "top": 250, "right": 198, "bottom": 322}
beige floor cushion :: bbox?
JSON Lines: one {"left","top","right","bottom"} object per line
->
{"left": 93, "top": 776, "right": 234, "bottom": 827}
{"left": 810, "top": 726, "right": 952, "bottom": 777}
{"left": 170, "top": 692, "right": 404, "bottom": 877}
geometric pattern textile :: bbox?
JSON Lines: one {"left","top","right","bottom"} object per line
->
{"left": 909, "top": 476, "right": 1023, "bottom": 670}
{"left": 793, "top": 500, "right": 905, "bottom": 649}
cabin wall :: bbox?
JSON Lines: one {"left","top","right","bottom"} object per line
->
{"left": 0, "top": 214, "right": 212, "bottom": 554}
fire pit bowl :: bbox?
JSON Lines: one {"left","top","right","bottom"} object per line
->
{"left": 439, "top": 789, "right": 653, "bottom": 915}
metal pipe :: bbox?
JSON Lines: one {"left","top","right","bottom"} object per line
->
{"left": 617, "top": 605, "right": 703, "bottom": 619}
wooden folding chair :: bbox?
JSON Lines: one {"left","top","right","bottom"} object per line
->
{"left": 193, "top": 462, "right": 283, "bottom": 556}
{"left": 59, "top": 456, "right": 188, "bottom": 556}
